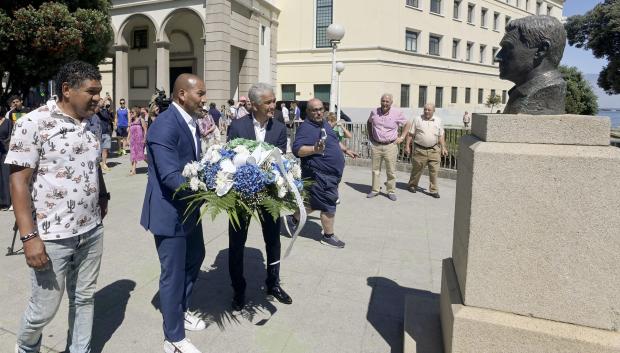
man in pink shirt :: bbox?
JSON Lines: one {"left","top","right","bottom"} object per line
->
{"left": 366, "top": 93, "right": 410, "bottom": 201}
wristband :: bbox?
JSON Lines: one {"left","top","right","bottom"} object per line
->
{"left": 20, "top": 231, "right": 39, "bottom": 243}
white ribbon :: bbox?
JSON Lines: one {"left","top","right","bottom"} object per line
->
{"left": 263, "top": 148, "right": 306, "bottom": 264}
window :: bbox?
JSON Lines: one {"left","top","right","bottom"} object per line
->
{"left": 480, "top": 8, "right": 487, "bottom": 27}
{"left": 453, "top": 0, "right": 461, "bottom": 19}
{"left": 526, "top": 0, "right": 530, "bottom": 12}
{"left": 435, "top": 87, "right": 444, "bottom": 108}
{"left": 478, "top": 88, "right": 484, "bottom": 104}
{"left": 466, "top": 42, "right": 473, "bottom": 61}
{"left": 467, "top": 3, "right": 475, "bottom": 23}
{"left": 492, "top": 47, "right": 499, "bottom": 64}
{"left": 451, "top": 87, "right": 458, "bottom": 103}
{"left": 261, "top": 25, "right": 266, "bottom": 45}
{"left": 401, "top": 84, "right": 410, "bottom": 108}
{"left": 132, "top": 28, "right": 148, "bottom": 49}
{"left": 547, "top": 5, "right": 552, "bottom": 15}
{"left": 282, "top": 84, "right": 296, "bottom": 101}
{"left": 491, "top": 89, "right": 496, "bottom": 99}
{"left": 479, "top": 44, "right": 486, "bottom": 63}
{"left": 406, "top": 0, "right": 419, "bottom": 7}
{"left": 315, "top": 0, "right": 333, "bottom": 48}
{"left": 517, "top": 0, "right": 522, "bottom": 8}
{"left": 505, "top": 15, "right": 511, "bottom": 25}
{"left": 465, "top": 87, "right": 471, "bottom": 103}
{"left": 502, "top": 90, "right": 507, "bottom": 104}
{"left": 418, "top": 86, "right": 427, "bottom": 108}
{"left": 536, "top": 1, "right": 542, "bottom": 15}
{"left": 452, "top": 39, "right": 459, "bottom": 59}
{"left": 493, "top": 12, "right": 500, "bottom": 30}
{"left": 429, "top": 35, "right": 441, "bottom": 56}
{"left": 314, "top": 84, "right": 331, "bottom": 103}
{"left": 406, "top": 30, "right": 418, "bottom": 52}
{"left": 430, "top": 0, "right": 442, "bottom": 14}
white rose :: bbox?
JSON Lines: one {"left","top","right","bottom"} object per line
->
{"left": 291, "top": 164, "right": 301, "bottom": 179}
{"left": 189, "top": 177, "right": 201, "bottom": 191}
{"left": 182, "top": 162, "right": 200, "bottom": 178}
{"left": 233, "top": 145, "right": 249, "bottom": 155}
{"left": 209, "top": 150, "right": 222, "bottom": 164}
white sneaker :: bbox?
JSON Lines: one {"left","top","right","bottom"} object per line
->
{"left": 164, "top": 338, "right": 202, "bottom": 353}
{"left": 184, "top": 311, "right": 206, "bottom": 331}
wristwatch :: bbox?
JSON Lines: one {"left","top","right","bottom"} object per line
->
{"left": 99, "top": 192, "right": 111, "bottom": 201}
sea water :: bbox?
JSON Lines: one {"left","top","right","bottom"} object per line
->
{"left": 599, "top": 110, "right": 620, "bottom": 128}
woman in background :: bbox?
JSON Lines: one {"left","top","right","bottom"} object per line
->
{"left": 128, "top": 107, "right": 147, "bottom": 175}
{"left": 0, "top": 106, "right": 13, "bottom": 209}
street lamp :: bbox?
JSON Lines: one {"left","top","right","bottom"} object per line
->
{"left": 335, "top": 62, "right": 345, "bottom": 120}
{"left": 326, "top": 23, "right": 345, "bottom": 113}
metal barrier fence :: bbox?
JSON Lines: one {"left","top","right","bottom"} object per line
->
{"left": 288, "top": 122, "right": 469, "bottom": 171}
{"left": 288, "top": 122, "right": 620, "bottom": 171}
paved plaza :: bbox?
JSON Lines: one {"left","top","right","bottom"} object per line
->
{"left": 0, "top": 155, "right": 455, "bottom": 353}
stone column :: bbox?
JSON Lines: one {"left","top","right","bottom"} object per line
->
{"left": 114, "top": 45, "right": 129, "bottom": 105}
{"left": 439, "top": 114, "right": 620, "bottom": 352}
{"left": 238, "top": 12, "right": 259, "bottom": 97}
{"left": 205, "top": 0, "right": 232, "bottom": 105}
{"left": 155, "top": 40, "right": 170, "bottom": 93}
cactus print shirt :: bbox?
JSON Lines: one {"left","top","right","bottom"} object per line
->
{"left": 6, "top": 100, "right": 102, "bottom": 240}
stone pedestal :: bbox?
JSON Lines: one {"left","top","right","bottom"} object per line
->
{"left": 441, "top": 114, "right": 620, "bottom": 352}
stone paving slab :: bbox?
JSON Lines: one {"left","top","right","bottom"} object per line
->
{"left": 0, "top": 154, "right": 454, "bottom": 353}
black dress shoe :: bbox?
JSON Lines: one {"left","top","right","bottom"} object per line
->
{"left": 232, "top": 292, "right": 245, "bottom": 311}
{"left": 408, "top": 186, "right": 417, "bottom": 193}
{"left": 431, "top": 193, "right": 440, "bottom": 199}
{"left": 267, "top": 285, "right": 293, "bottom": 304}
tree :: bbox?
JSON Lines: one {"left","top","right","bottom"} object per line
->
{"left": 0, "top": 1, "right": 112, "bottom": 103}
{"left": 565, "top": 0, "right": 620, "bottom": 95}
{"left": 559, "top": 65, "right": 599, "bottom": 115}
{"left": 485, "top": 93, "right": 501, "bottom": 113}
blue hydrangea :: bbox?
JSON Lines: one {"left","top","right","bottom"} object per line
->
{"left": 233, "top": 164, "right": 267, "bottom": 197}
{"left": 219, "top": 148, "right": 236, "bottom": 160}
{"left": 203, "top": 162, "right": 220, "bottom": 190}
{"left": 294, "top": 179, "right": 304, "bottom": 191}
{"left": 264, "top": 169, "right": 276, "bottom": 184}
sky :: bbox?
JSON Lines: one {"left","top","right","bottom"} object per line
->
{"left": 561, "top": 0, "right": 620, "bottom": 108}
{"left": 560, "top": 0, "right": 607, "bottom": 74}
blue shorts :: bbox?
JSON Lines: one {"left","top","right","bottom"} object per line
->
{"left": 304, "top": 169, "right": 341, "bottom": 214}
{"left": 116, "top": 126, "right": 128, "bottom": 137}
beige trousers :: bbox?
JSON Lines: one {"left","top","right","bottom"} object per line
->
{"left": 408, "top": 145, "right": 440, "bottom": 193}
{"left": 371, "top": 142, "right": 398, "bottom": 193}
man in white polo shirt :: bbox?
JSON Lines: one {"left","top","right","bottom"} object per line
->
{"left": 404, "top": 103, "right": 448, "bottom": 198}
{"left": 8, "top": 61, "right": 109, "bottom": 353}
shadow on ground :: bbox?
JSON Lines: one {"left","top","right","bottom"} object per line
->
{"left": 91, "top": 279, "right": 137, "bottom": 353}
{"left": 150, "top": 248, "right": 278, "bottom": 331}
{"left": 367, "top": 277, "right": 443, "bottom": 353}
{"left": 343, "top": 181, "right": 372, "bottom": 195}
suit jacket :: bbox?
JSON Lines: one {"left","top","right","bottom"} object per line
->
{"left": 227, "top": 114, "right": 287, "bottom": 153}
{"left": 140, "top": 104, "right": 202, "bottom": 237}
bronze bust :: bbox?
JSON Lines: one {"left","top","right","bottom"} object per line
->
{"left": 496, "top": 16, "right": 567, "bottom": 115}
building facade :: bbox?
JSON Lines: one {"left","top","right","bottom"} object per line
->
{"left": 107, "top": 0, "right": 279, "bottom": 108}
{"left": 276, "top": 0, "right": 565, "bottom": 124}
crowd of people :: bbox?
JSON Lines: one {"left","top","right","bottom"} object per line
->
{"left": 2, "top": 59, "right": 451, "bottom": 353}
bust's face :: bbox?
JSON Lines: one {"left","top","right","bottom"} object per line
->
{"left": 496, "top": 30, "right": 538, "bottom": 85}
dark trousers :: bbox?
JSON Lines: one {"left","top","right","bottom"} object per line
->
{"left": 154, "top": 227, "right": 205, "bottom": 342}
{"left": 228, "top": 208, "right": 281, "bottom": 294}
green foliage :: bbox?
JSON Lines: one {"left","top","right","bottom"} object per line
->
{"left": 565, "top": 0, "right": 620, "bottom": 94}
{"left": 485, "top": 93, "right": 502, "bottom": 112}
{"left": 0, "top": 1, "right": 112, "bottom": 101}
{"left": 559, "top": 65, "right": 599, "bottom": 115}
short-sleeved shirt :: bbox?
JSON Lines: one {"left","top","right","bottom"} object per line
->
{"left": 6, "top": 100, "right": 102, "bottom": 240}
{"left": 409, "top": 115, "right": 444, "bottom": 148}
{"left": 368, "top": 107, "right": 407, "bottom": 143}
{"left": 117, "top": 107, "right": 128, "bottom": 127}
{"left": 292, "top": 118, "right": 345, "bottom": 178}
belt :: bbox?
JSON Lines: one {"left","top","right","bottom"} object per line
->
{"left": 374, "top": 140, "right": 395, "bottom": 145}
{"left": 414, "top": 143, "right": 437, "bottom": 150}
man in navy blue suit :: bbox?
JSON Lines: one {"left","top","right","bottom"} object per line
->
{"left": 226, "top": 82, "right": 292, "bottom": 311}
{"left": 140, "top": 74, "right": 207, "bottom": 353}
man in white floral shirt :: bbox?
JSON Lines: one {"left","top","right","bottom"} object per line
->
{"left": 8, "top": 61, "right": 109, "bottom": 353}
